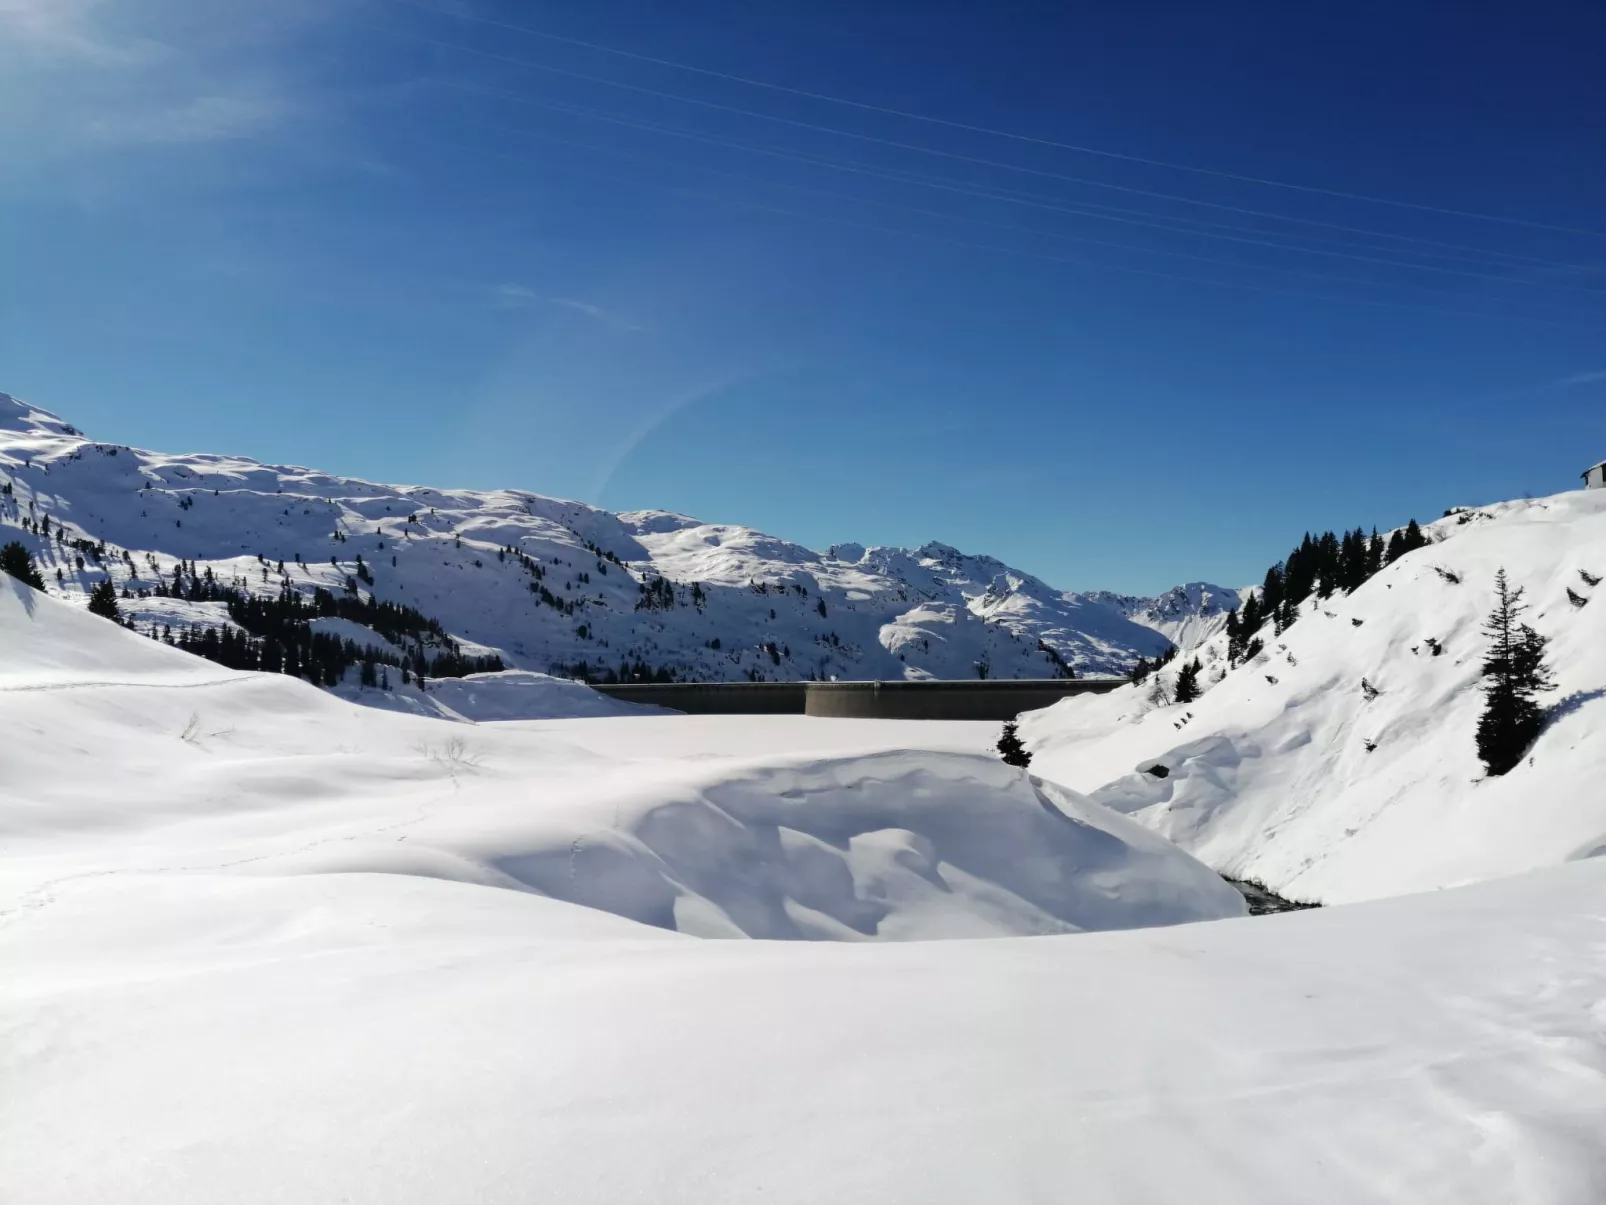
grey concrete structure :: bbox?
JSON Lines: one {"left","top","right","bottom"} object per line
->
{"left": 593, "top": 678, "right": 1123, "bottom": 720}
{"left": 595, "top": 680, "right": 808, "bottom": 715}
{"left": 1584, "top": 461, "right": 1606, "bottom": 490}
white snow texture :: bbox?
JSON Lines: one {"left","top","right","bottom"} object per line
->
{"left": 6, "top": 388, "right": 1606, "bottom": 1204}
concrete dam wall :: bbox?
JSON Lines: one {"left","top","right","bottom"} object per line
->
{"left": 593, "top": 678, "right": 1124, "bottom": 721}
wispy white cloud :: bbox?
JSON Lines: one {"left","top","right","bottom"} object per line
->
{"left": 85, "top": 90, "right": 292, "bottom": 145}
{"left": 494, "top": 283, "right": 541, "bottom": 308}
{"left": 0, "top": 0, "right": 350, "bottom": 168}
{"left": 496, "top": 284, "right": 642, "bottom": 332}
{"left": 1561, "top": 370, "right": 1606, "bottom": 387}
{"left": 0, "top": 0, "right": 119, "bottom": 57}
{"left": 549, "top": 297, "right": 612, "bottom": 322}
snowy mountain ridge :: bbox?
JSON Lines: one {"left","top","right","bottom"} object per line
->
{"left": 0, "top": 391, "right": 1198, "bottom": 701}
{"left": 1082, "top": 581, "right": 1249, "bottom": 651}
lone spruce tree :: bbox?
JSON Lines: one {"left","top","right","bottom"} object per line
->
{"left": 996, "top": 721, "right": 1032, "bottom": 768}
{"left": 1475, "top": 569, "right": 1554, "bottom": 776}
{"left": 86, "top": 579, "right": 121, "bottom": 621}
{"left": 1173, "top": 657, "right": 1202, "bottom": 704}
{"left": 0, "top": 541, "right": 46, "bottom": 590}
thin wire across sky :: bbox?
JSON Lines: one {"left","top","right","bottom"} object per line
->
{"left": 368, "top": 2, "right": 1606, "bottom": 326}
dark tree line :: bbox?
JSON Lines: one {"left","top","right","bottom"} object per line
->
{"left": 1037, "top": 640, "right": 1076, "bottom": 679}
{"left": 142, "top": 564, "right": 501, "bottom": 686}
{"left": 1129, "top": 645, "right": 1178, "bottom": 684}
{"left": 636, "top": 576, "right": 677, "bottom": 611}
{"left": 1226, "top": 519, "right": 1429, "bottom": 663}
{"left": 552, "top": 658, "right": 678, "bottom": 685}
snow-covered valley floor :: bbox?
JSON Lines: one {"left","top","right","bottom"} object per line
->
{"left": 6, "top": 561, "right": 1606, "bottom": 1201}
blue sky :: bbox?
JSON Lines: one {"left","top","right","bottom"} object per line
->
{"left": 1, "top": 0, "right": 1602, "bottom": 594}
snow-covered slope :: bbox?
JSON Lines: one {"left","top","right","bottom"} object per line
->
{"left": 0, "top": 574, "right": 1243, "bottom": 940}
{"left": 7, "top": 653, "right": 1605, "bottom": 1205}
{"left": 0, "top": 392, "right": 1169, "bottom": 710}
{"left": 1021, "top": 489, "right": 1606, "bottom": 903}
{"left": 1082, "top": 580, "right": 1246, "bottom": 650}
{"left": 9, "top": 474, "right": 1606, "bottom": 1203}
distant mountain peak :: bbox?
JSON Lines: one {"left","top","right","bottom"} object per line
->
{"left": 0, "top": 389, "right": 1184, "bottom": 710}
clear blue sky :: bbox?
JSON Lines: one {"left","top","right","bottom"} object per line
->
{"left": 2, "top": 0, "right": 1602, "bottom": 594}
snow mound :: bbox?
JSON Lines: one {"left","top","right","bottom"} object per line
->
{"left": 1022, "top": 489, "right": 1606, "bottom": 903}
{"left": 455, "top": 751, "right": 1247, "bottom": 940}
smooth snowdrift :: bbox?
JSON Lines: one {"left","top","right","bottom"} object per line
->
{"left": 6, "top": 852, "right": 1605, "bottom": 1204}
{"left": 466, "top": 752, "right": 1246, "bottom": 940}
{"left": 0, "top": 579, "right": 1240, "bottom": 940}
{"left": 0, "top": 390, "right": 1176, "bottom": 698}
{"left": 1022, "top": 489, "right": 1606, "bottom": 903}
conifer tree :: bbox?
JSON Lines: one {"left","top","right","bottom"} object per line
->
{"left": 996, "top": 721, "right": 1032, "bottom": 768}
{"left": 0, "top": 541, "right": 46, "bottom": 590}
{"left": 1475, "top": 569, "right": 1554, "bottom": 776}
{"left": 87, "top": 579, "right": 120, "bottom": 620}
{"left": 1173, "top": 657, "right": 1202, "bottom": 704}
{"left": 1259, "top": 564, "right": 1285, "bottom": 619}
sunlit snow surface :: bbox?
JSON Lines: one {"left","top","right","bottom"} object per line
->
{"left": 7, "top": 422, "right": 1606, "bottom": 1199}
{"left": 1022, "top": 488, "right": 1606, "bottom": 903}
{"left": 6, "top": 570, "right": 1606, "bottom": 1202}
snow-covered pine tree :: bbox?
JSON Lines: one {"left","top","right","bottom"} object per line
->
{"left": 1475, "top": 568, "right": 1555, "bottom": 776}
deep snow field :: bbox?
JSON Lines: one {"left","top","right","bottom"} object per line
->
{"left": 7, "top": 486, "right": 1606, "bottom": 1202}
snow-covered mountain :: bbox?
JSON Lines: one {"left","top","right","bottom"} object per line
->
{"left": 1082, "top": 581, "right": 1248, "bottom": 650}
{"left": 1021, "top": 488, "right": 1606, "bottom": 904}
{"left": 0, "top": 391, "right": 1173, "bottom": 696}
